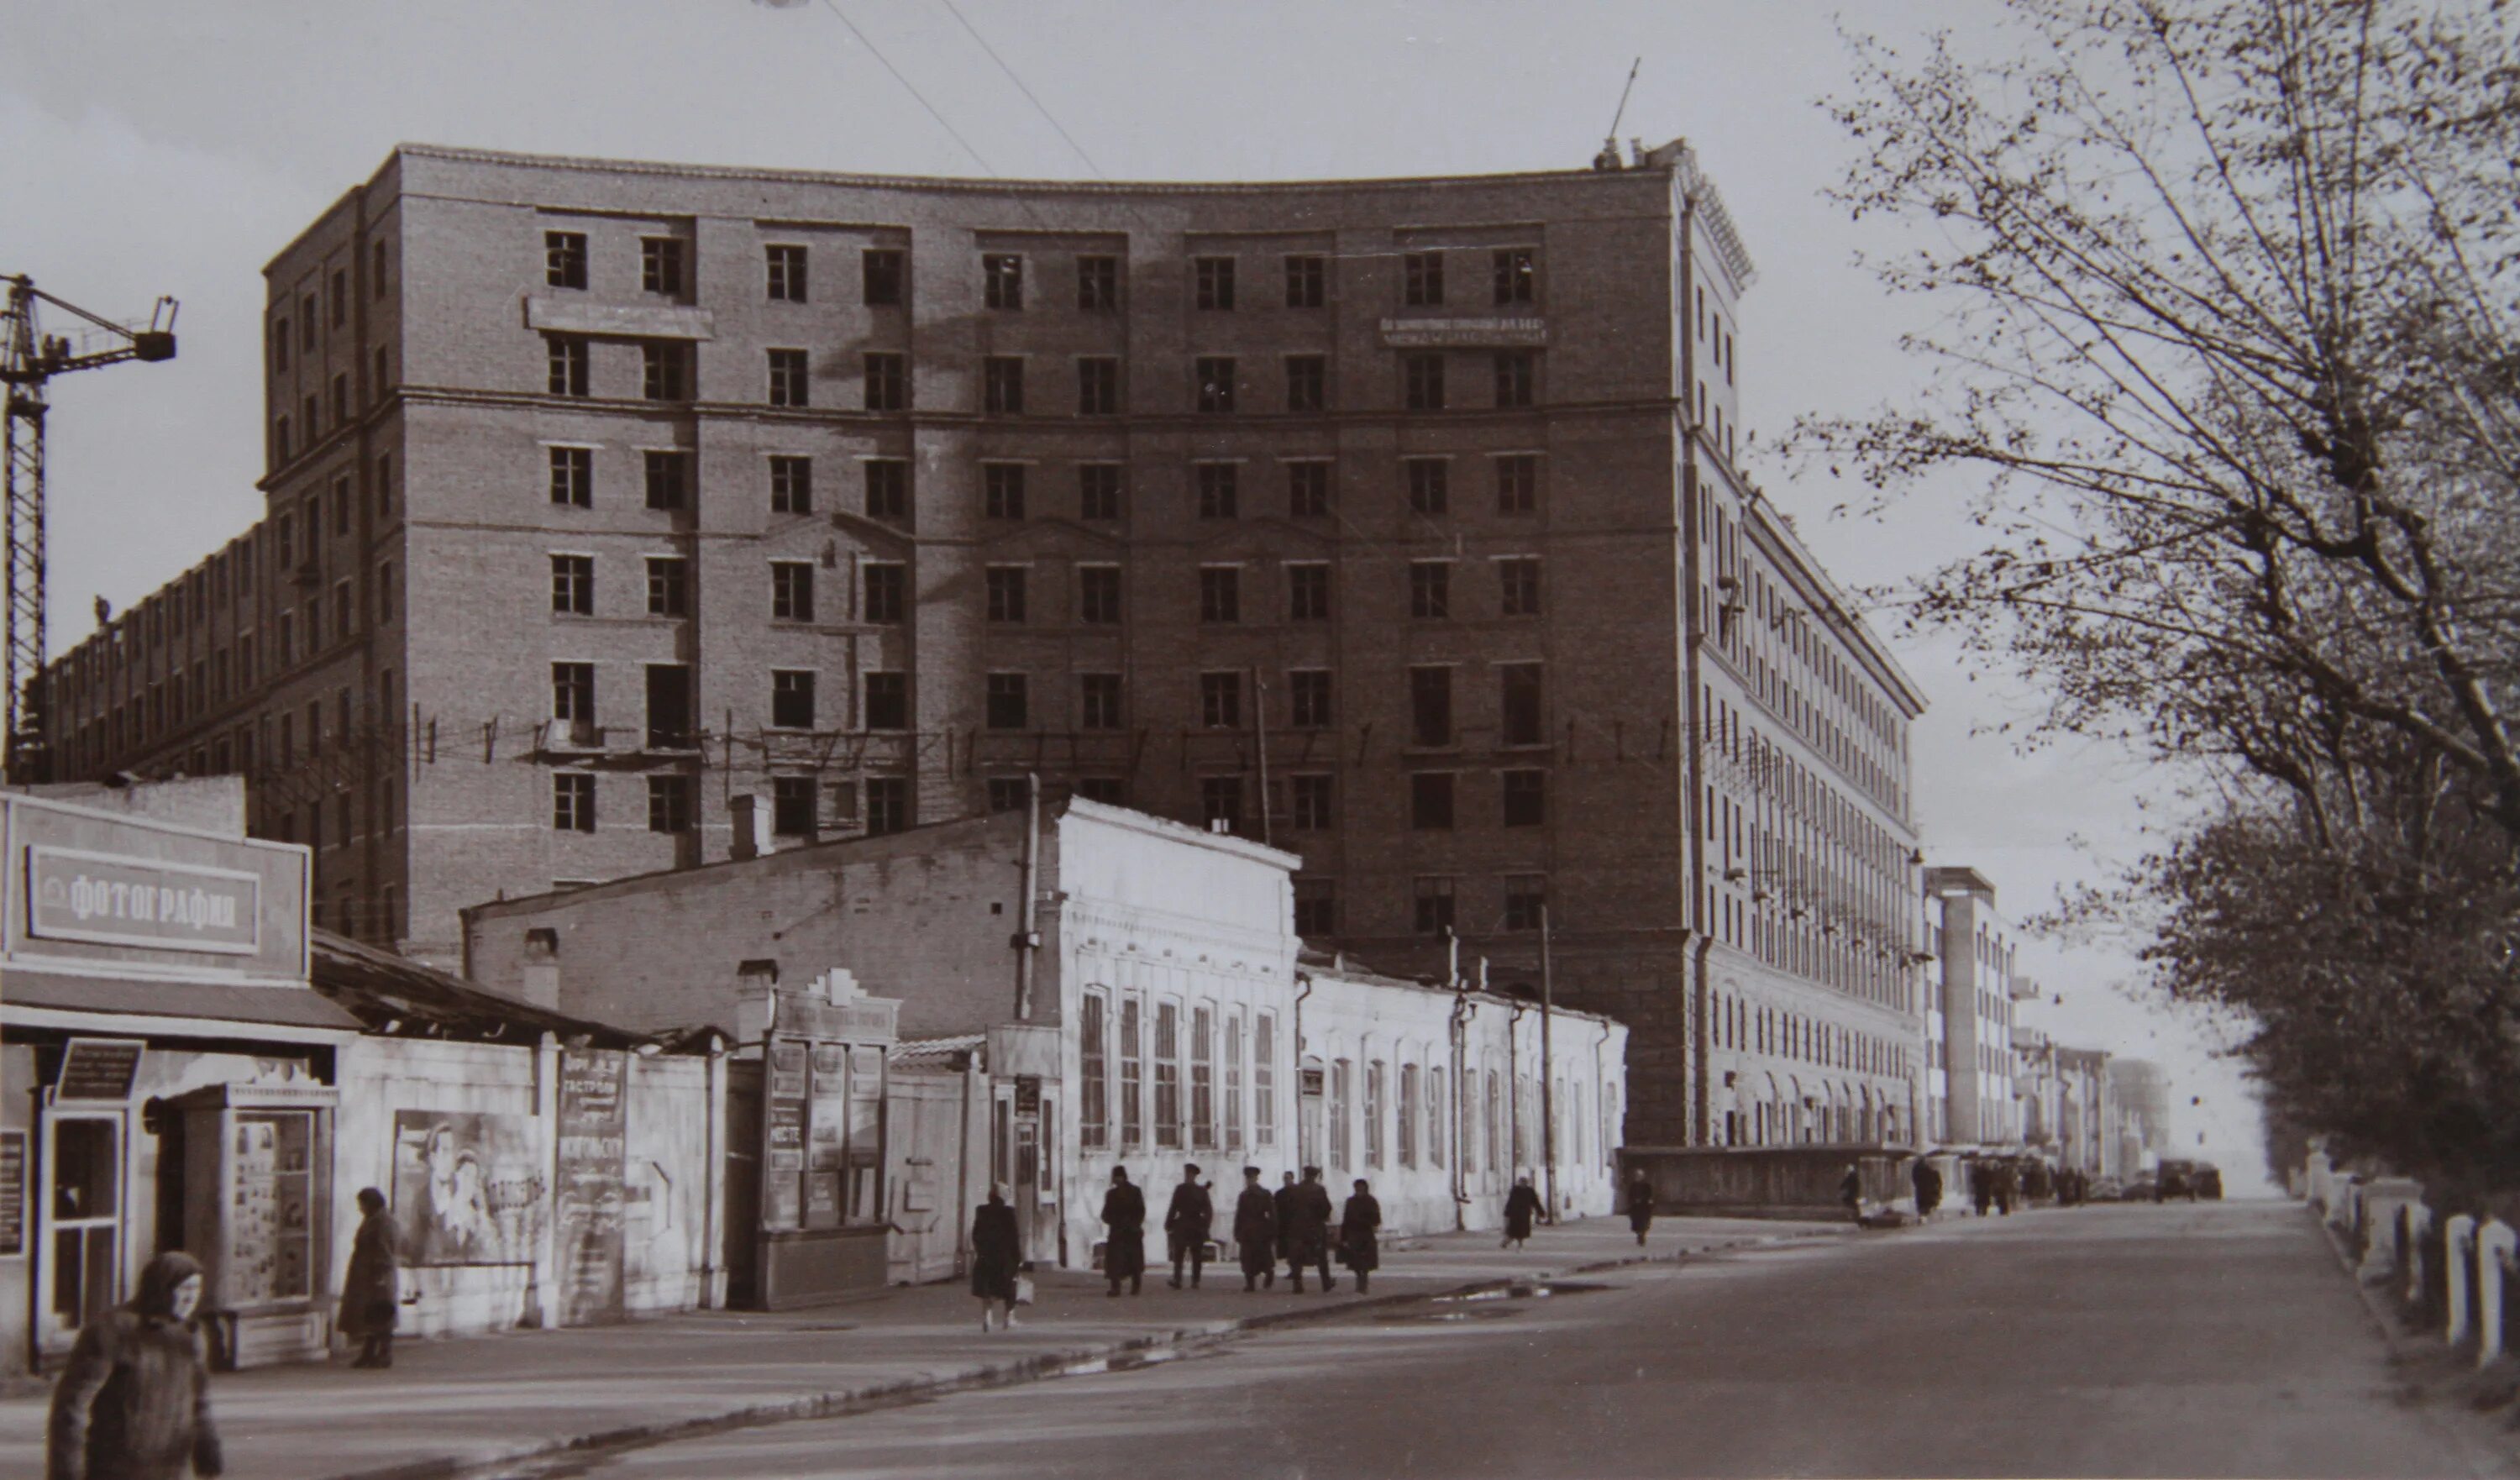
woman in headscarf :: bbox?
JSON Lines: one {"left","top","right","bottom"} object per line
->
{"left": 971, "top": 1184, "right": 1022, "bottom": 1332}
{"left": 47, "top": 1250, "right": 224, "bottom": 1480}
{"left": 1501, "top": 1174, "right": 1544, "bottom": 1249}
{"left": 339, "top": 1186, "right": 400, "bottom": 1368}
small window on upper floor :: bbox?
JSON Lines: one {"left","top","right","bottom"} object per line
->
{"left": 1285, "top": 254, "right": 1326, "bottom": 309}
{"left": 1404, "top": 251, "right": 1444, "bottom": 307}
{"left": 546, "top": 231, "right": 588, "bottom": 290}
{"left": 1077, "top": 255, "right": 1119, "bottom": 311}
{"left": 765, "top": 244, "right": 808, "bottom": 302}
{"left": 983, "top": 254, "right": 1023, "bottom": 310}
{"left": 641, "top": 237, "right": 686, "bottom": 297}
{"left": 1194, "top": 256, "right": 1236, "bottom": 311}
{"left": 1493, "top": 248, "right": 1536, "bottom": 305}
{"left": 863, "top": 248, "right": 906, "bottom": 306}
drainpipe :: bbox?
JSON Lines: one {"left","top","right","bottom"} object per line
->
{"left": 1293, "top": 969, "right": 1314, "bottom": 1168}
{"left": 1508, "top": 998, "right": 1527, "bottom": 1183}
{"left": 1014, "top": 772, "right": 1040, "bottom": 1020}
{"left": 701, "top": 1031, "right": 725, "bottom": 1309}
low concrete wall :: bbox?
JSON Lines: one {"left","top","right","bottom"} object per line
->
{"left": 1622, "top": 1144, "right": 1905, "bottom": 1218}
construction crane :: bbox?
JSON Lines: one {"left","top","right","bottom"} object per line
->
{"left": 1, "top": 276, "right": 178, "bottom": 781}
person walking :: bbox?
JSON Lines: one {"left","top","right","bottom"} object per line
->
{"left": 1164, "top": 1164, "right": 1214, "bottom": 1290}
{"left": 972, "top": 1184, "right": 1023, "bottom": 1332}
{"left": 1911, "top": 1157, "right": 1944, "bottom": 1220}
{"left": 47, "top": 1249, "right": 224, "bottom": 1480}
{"left": 1101, "top": 1166, "right": 1147, "bottom": 1297}
{"left": 1969, "top": 1158, "right": 1993, "bottom": 1216}
{"left": 1625, "top": 1167, "right": 1656, "bottom": 1246}
{"left": 1838, "top": 1162, "right": 1865, "bottom": 1223}
{"left": 339, "top": 1187, "right": 400, "bottom": 1369}
{"left": 1272, "top": 1170, "right": 1299, "bottom": 1273}
{"left": 1283, "top": 1166, "right": 1336, "bottom": 1293}
{"left": 1502, "top": 1174, "right": 1543, "bottom": 1250}
{"left": 1993, "top": 1160, "right": 2017, "bottom": 1216}
{"left": 1232, "top": 1167, "right": 1278, "bottom": 1291}
{"left": 1338, "top": 1178, "right": 1382, "bottom": 1294}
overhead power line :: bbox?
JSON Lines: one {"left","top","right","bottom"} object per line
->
{"left": 817, "top": 0, "right": 996, "bottom": 175}
{"left": 938, "top": 0, "right": 1107, "bottom": 180}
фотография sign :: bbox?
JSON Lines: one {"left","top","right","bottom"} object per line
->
{"left": 25, "top": 845, "right": 262, "bottom": 954}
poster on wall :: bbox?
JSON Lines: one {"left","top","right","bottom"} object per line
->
{"left": 0, "top": 1130, "right": 24, "bottom": 1257}
{"left": 391, "top": 1111, "right": 544, "bottom": 1266}
{"left": 554, "top": 1050, "right": 628, "bottom": 1325}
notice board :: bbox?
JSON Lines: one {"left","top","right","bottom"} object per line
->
{"left": 554, "top": 1049, "right": 628, "bottom": 1325}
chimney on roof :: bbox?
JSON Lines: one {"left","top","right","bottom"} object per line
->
{"left": 520, "top": 926, "right": 559, "bottom": 1010}
{"left": 730, "top": 794, "right": 771, "bottom": 861}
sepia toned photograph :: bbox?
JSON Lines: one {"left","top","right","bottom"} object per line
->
{"left": 3, "top": 2, "right": 2517, "bottom": 1476}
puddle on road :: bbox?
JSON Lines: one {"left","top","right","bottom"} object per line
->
{"left": 1044, "top": 1344, "right": 1231, "bottom": 1380}
{"left": 1430, "top": 1279, "right": 1611, "bottom": 1304}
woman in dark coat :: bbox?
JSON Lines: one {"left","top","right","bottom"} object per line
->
{"left": 1101, "top": 1167, "right": 1147, "bottom": 1296}
{"left": 48, "top": 1250, "right": 223, "bottom": 1480}
{"left": 1501, "top": 1175, "right": 1543, "bottom": 1248}
{"left": 1337, "top": 1178, "right": 1382, "bottom": 1294}
{"left": 1625, "top": 1168, "right": 1656, "bottom": 1246}
{"left": 339, "top": 1187, "right": 400, "bottom": 1369}
{"left": 971, "top": 1184, "right": 1022, "bottom": 1332}
{"left": 1282, "top": 1168, "right": 1335, "bottom": 1293}
{"left": 1232, "top": 1167, "right": 1278, "bottom": 1291}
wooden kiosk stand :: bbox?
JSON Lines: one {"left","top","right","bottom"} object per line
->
{"left": 738, "top": 969, "right": 899, "bottom": 1309}
{"left": 174, "top": 1080, "right": 339, "bottom": 1368}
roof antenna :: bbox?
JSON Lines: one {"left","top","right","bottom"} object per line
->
{"left": 1595, "top": 58, "right": 1641, "bottom": 171}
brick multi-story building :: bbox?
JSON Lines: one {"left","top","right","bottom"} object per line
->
{"left": 39, "top": 141, "right": 1925, "bottom": 1148}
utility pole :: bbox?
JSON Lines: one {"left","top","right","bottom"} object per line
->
{"left": 1250, "top": 666, "right": 1272, "bottom": 845}
{"left": 1540, "top": 903, "right": 1558, "bottom": 1221}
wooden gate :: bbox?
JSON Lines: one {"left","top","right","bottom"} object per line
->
{"left": 887, "top": 1069, "right": 969, "bottom": 1284}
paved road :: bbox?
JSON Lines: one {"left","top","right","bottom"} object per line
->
{"left": 509, "top": 1202, "right": 2508, "bottom": 1479}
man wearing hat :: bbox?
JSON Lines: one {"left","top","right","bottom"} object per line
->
{"left": 1164, "top": 1163, "right": 1215, "bottom": 1289}
{"left": 1282, "top": 1165, "right": 1336, "bottom": 1293}
{"left": 1232, "top": 1167, "right": 1278, "bottom": 1291}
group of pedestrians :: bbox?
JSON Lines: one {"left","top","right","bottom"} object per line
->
{"left": 1095, "top": 1164, "right": 1381, "bottom": 1297}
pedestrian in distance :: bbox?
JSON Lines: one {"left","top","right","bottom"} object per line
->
{"left": 1970, "top": 1159, "right": 1993, "bottom": 1216}
{"left": 1625, "top": 1167, "right": 1656, "bottom": 1246}
{"left": 1273, "top": 1170, "right": 1299, "bottom": 1271}
{"left": 1338, "top": 1178, "right": 1382, "bottom": 1294}
{"left": 1502, "top": 1174, "right": 1544, "bottom": 1249}
{"left": 1994, "top": 1161, "right": 2017, "bottom": 1216}
{"left": 47, "top": 1249, "right": 224, "bottom": 1480}
{"left": 1102, "top": 1166, "right": 1147, "bottom": 1297}
{"left": 1164, "top": 1163, "right": 1214, "bottom": 1290}
{"left": 1233, "top": 1166, "right": 1278, "bottom": 1292}
{"left": 1839, "top": 1162, "right": 1864, "bottom": 1223}
{"left": 1912, "top": 1157, "right": 1944, "bottom": 1220}
{"left": 972, "top": 1183, "right": 1022, "bottom": 1332}
{"left": 339, "top": 1186, "right": 400, "bottom": 1369}
{"left": 1283, "top": 1166, "right": 1336, "bottom": 1293}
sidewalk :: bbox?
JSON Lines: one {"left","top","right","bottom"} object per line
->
{"left": 1, "top": 1214, "right": 1843, "bottom": 1480}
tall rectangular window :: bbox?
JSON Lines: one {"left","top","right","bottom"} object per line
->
{"left": 1284, "top": 354, "right": 1326, "bottom": 412}
{"left": 1057, "top": 467, "right": 1118, "bottom": 529}
{"left": 862, "top": 248, "right": 906, "bottom": 306}
{"left": 864, "top": 671, "right": 909, "bottom": 730}
{"left": 1414, "top": 875, "right": 1457, "bottom": 934}
{"left": 1199, "top": 775, "right": 1244, "bottom": 834}
{"left": 865, "top": 459, "right": 909, "bottom": 521}
{"left": 1284, "top": 254, "right": 1326, "bottom": 308}
{"left": 644, "top": 449, "right": 690, "bottom": 511}
{"left": 1078, "top": 566, "right": 1122, "bottom": 625}
{"left": 772, "top": 776, "right": 816, "bottom": 837}
{"left": 1290, "top": 774, "right": 1334, "bottom": 830}
{"left": 1286, "top": 564, "right": 1330, "bottom": 621}
{"left": 1404, "top": 352, "right": 1446, "bottom": 410}
{"left": 1224, "top": 1013, "right": 1245, "bottom": 1151}
{"left": 1255, "top": 1014, "right": 1278, "bottom": 1146}
{"left": 1293, "top": 878, "right": 1336, "bottom": 937}
{"left": 1428, "top": 1068, "right": 1446, "bottom": 1168}
{"left": 1195, "top": 357, "right": 1236, "bottom": 413}
{"left": 1404, "top": 251, "right": 1445, "bottom": 306}
{"left": 1078, "top": 357, "right": 1120, "bottom": 415}
{"left": 1079, "top": 672, "right": 1124, "bottom": 730}
{"left": 769, "top": 348, "right": 811, "bottom": 407}
{"left": 765, "top": 244, "right": 808, "bottom": 302}
{"left": 864, "top": 563, "right": 906, "bottom": 623}
{"left": 1494, "top": 247, "right": 1536, "bottom": 304}
{"left": 1082, "top": 995, "right": 1109, "bottom": 1149}
{"left": 985, "top": 566, "right": 1027, "bottom": 623}
{"left": 864, "top": 352, "right": 908, "bottom": 411}
{"left": 545, "top": 231, "right": 587, "bottom": 289}
{"left": 984, "top": 463, "right": 1026, "bottom": 519}
{"left": 1494, "top": 350, "right": 1536, "bottom": 408}
{"left": 553, "top": 773, "right": 596, "bottom": 832}
{"left": 1195, "top": 463, "right": 1238, "bottom": 520}
{"left": 1120, "top": 997, "right": 1143, "bottom": 1147}
{"left": 1076, "top": 254, "right": 1120, "bottom": 310}
{"left": 865, "top": 776, "right": 911, "bottom": 834}
{"left": 1499, "top": 662, "right": 1545, "bottom": 745}
{"left": 1288, "top": 460, "right": 1331, "bottom": 517}
{"left": 549, "top": 448, "right": 592, "bottom": 507}
{"left": 770, "top": 455, "right": 814, "bottom": 513}
{"left": 983, "top": 253, "right": 1023, "bottom": 309}
{"left": 1366, "top": 1061, "right": 1386, "bottom": 1168}
{"left": 550, "top": 555, "right": 593, "bottom": 615}
{"left": 647, "top": 774, "right": 695, "bottom": 833}
{"left": 771, "top": 669, "right": 816, "bottom": 728}
{"left": 641, "top": 343, "right": 690, "bottom": 401}
{"left": 548, "top": 337, "right": 589, "bottom": 396}
{"left": 1289, "top": 669, "right": 1332, "bottom": 728}
{"left": 1406, "top": 459, "right": 1449, "bottom": 514}
{"left": 1191, "top": 1005, "right": 1215, "bottom": 1149}
{"left": 1199, "top": 567, "right": 1241, "bottom": 624}
{"left": 1331, "top": 1059, "right": 1352, "bottom": 1171}
{"left": 1501, "top": 769, "right": 1547, "bottom": 827}
{"left": 771, "top": 561, "right": 815, "bottom": 622}
{"left": 640, "top": 238, "right": 685, "bottom": 296}
{"left": 1399, "top": 1063, "right": 1418, "bottom": 1168}
{"left": 646, "top": 664, "right": 696, "bottom": 748}
{"left": 1492, "top": 451, "right": 1532, "bottom": 514}
{"left": 645, "top": 557, "right": 690, "bottom": 617}
{"left": 1411, "top": 771, "right": 1456, "bottom": 829}
{"left": 1194, "top": 256, "right": 1236, "bottom": 310}
{"left": 1410, "top": 561, "right": 1452, "bottom": 619}
{"left": 1499, "top": 557, "right": 1542, "bottom": 617}
{"left": 985, "top": 672, "right": 1028, "bottom": 730}
{"left": 983, "top": 356, "right": 1025, "bottom": 414}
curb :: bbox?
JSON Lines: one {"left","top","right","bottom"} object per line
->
{"left": 328, "top": 1227, "right": 1842, "bottom": 1480}
{"left": 2307, "top": 1201, "right": 2415, "bottom": 1358}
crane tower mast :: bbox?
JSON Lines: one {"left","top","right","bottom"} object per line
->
{"left": 1, "top": 276, "right": 178, "bottom": 781}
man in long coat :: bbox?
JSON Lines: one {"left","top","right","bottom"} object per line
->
{"left": 48, "top": 1250, "right": 223, "bottom": 1480}
{"left": 1912, "top": 1157, "right": 1944, "bottom": 1220}
{"left": 1338, "top": 1178, "right": 1383, "bottom": 1294}
{"left": 1233, "top": 1167, "right": 1278, "bottom": 1291}
{"left": 1501, "top": 1175, "right": 1543, "bottom": 1248}
{"left": 1164, "top": 1163, "right": 1214, "bottom": 1290}
{"left": 1101, "top": 1166, "right": 1147, "bottom": 1296}
{"left": 1282, "top": 1166, "right": 1336, "bottom": 1293}
{"left": 1272, "top": 1171, "right": 1299, "bottom": 1267}
{"left": 339, "top": 1187, "right": 400, "bottom": 1368}
{"left": 1625, "top": 1167, "right": 1656, "bottom": 1246}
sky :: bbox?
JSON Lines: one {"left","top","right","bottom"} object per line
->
{"left": 2, "top": 0, "right": 2272, "bottom": 1188}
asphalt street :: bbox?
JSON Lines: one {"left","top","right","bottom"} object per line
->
{"left": 505, "top": 1202, "right": 2510, "bottom": 1479}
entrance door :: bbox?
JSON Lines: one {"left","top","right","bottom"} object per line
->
{"left": 885, "top": 1074, "right": 965, "bottom": 1284}
{"left": 37, "top": 1110, "right": 124, "bottom": 1357}
{"left": 721, "top": 1063, "right": 761, "bottom": 1309}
